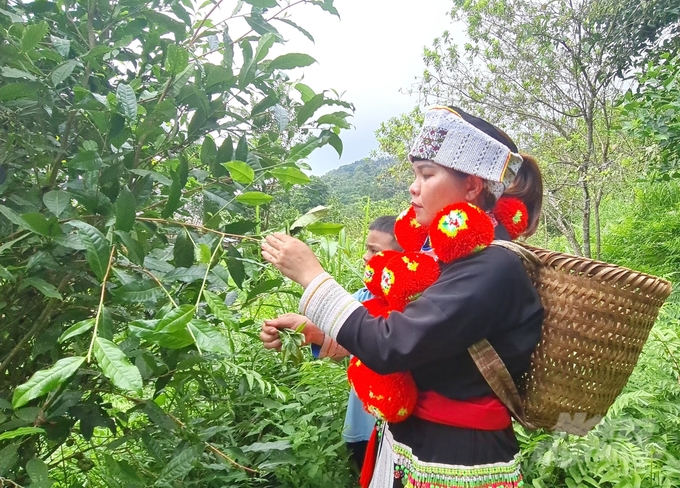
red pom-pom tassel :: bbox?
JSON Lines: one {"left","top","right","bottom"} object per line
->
{"left": 380, "top": 252, "right": 440, "bottom": 309}
{"left": 362, "top": 297, "right": 391, "bottom": 318}
{"left": 429, "top": 202, "right": 494, "bottom": 263}
{"left": 347, "top": 357, "right": 418, "bottom": 423}
{"left": 394, "top": 206, "right": 429, "bottom": 252}
{"left": 492, "top": 197, "right": 528, "bottom": 240}
{"left": 363, "top": 250, "right": 402, "bottom": 298}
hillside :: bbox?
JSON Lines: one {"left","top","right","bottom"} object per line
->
{"left": 320, "top": 157, "right": 409, "bottom": 205}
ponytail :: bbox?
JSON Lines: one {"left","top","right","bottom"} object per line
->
{"left": 502, "top": 154, "right": 543, "bottom": 237}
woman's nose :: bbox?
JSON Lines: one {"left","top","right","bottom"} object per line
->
{"left": 409, "top": 180, "right": 418, "bottom": 196}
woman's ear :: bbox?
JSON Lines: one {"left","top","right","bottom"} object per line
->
{"left": 465, "top": 175, "right": 485, "bottom": 202}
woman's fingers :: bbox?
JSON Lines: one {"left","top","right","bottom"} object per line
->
{"left": 260, "top": 325, "right": 282, "bottom": 351}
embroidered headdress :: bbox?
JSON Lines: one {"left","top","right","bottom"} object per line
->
{"left": 409, "top": 106, "right": 523, "bottom": 198}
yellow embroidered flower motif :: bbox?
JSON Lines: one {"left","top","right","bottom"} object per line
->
{"left": 410, "top": 217, "right": 420, "bottom": 228}
{"left": 364, "top": 265, "right": 375, "bottom": 283}
{"left": 438, "top": 209, "right": 468, "bottom": 237}
{"left": 381, "top": 268, "right": 395, "bottom": 295}
{"left": 402, "top": 256, "right": 419, "bottom": 272}
{"left": 513, "top": 210, "right": 524, "bottom": 224}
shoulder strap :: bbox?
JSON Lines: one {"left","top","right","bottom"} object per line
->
{"left": 466, "top": 240, "right": 540, "bottom": 428}
{"left": 468, "top": 339, "right": 529, "bottom": 427}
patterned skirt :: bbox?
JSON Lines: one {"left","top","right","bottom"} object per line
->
{"left": 369, "top": 417, "right": 523, "bottom": 488}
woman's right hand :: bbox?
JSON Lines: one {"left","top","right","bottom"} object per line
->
{"left": 260, "top": 313, "right": 325, "bottom": 351}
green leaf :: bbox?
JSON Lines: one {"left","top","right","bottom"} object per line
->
{"left": 51, "top": 60, "right": 77, "bottom": 86}
{"left": 173, "top": 230, "right": 194, "bottom": 268}
{"left": 200, "top": 136, "right": 217, "bottom": 167}
{"left": 235, "top": 191, "right": 273, "bottom": 206}
{"left": 270, "top": 167, "right": 311, "bottom": 186}
{"left": 306, "top": 222, "right": 344, "bottom": 236}
{"left": 237, "top": 40, "right": 255, "bottom": 89}
{"left": 115, "top": 231, "right": 145, "bottom": 266}
{"left": 288, "top": 136, "right": 321, "bottom": 162}
{"left": 117, "top": 83, "right": 137, "bottom": 122}
{"left": 0, "top": 427, "right": 45, "bottom": 442}
{"left": 154, "top": 444, "right": 203, "bottom": 485}
{"left": 70, "top": 221, "right": 112, "bottom": 281}
{"left": 129, "top": 169, "right": 172, "bottom": 186}
{"left": 51, "top": 35, "right": 71, "bottom": 57}
{"left": 295, "top": 83, "right": 316, "bottom": 103}
{"left": 13, "top": 357, "right": 85, "bottom": 409}
{"left": 203, "top": 290, "right": 235, "bottom": 324}
{"left": 111, "top": 281, "right": 164, "bottom": 303}
{"left": 254, "top": 33, "right": 276, "bottom": 62}
{"left": 94, "top": 338, "right": 143, "bottom": 395}
{"left": 188, "top": 320, "right": 232, "bottom": 354}
{"left": 0, "top": 204, "right": 25, "bottom": 227}
{"left": 165, "top": 44, "right": 189, "bottom": 75}
{"left": 325, "top": 131, "right": 343, "bottom": 157}
{"left": 115, "top": 186, "right": 136, "bottom": 232}
{"left": 58, "top": 319, "right": 95, "bottom": 343}
{"left": 21, "top": 21, "right": 49, "bottom": 52}
{"left": 251, "top": 94, "right": 279, "bottom": 116}
{"left": 297, "top": 93, "right": 324, "bottom": 125}
{"left": 26, "top": 458, "right": 50, "bottom": 485}
{"left": 0, "top": 7, "right": 24, "bottom": 23}
{"left": 226, "top": 245, "right": 245, "bottom": 289}
{"left": 235, "top": 134, "right": 248, "bottom": 162}
{"left": 0, "top": 67, "right": 37, "bottom": 80}
{"left": 161, "top": 171, "right": 182, "bottom": 218}
{"left": 43, "top": 190, "right": 71, "bottom": 217}
{"left": 276, "top": 18, "right": 314, "bottom": 43}
{"left": 21, "top": 212, "right": 63, "bottom": 237}
{"left": 290, "top": 205, "right": 329, "bottom": 232}
{"left": 156, "top": 305, "right": 195, "bottom": 333}
{"left": 0, "top": 264, "right": 15, "bottom": 282}
{"left": 68, "top": 150, "right": 102, "bottom": 171}
{"left": 197, "top": 243, "right": 211, "bottom": 264}
{"left": 0, "top": 81, "right": 42, "bottom": 101}
{"left": 267, "top": 53, "right": 316, "bottom": 71}
{"left": 244, "top": 0, "right": 278, "bottom": 7}
{"left": 21, "top": 277, "right": 63, "bottom": 300}
{"left": 224, "top": 161, "right": 255, "bottom": 184}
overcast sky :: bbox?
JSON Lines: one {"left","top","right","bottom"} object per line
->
{"left": 279, "top": 0, "right": 461, "bottom": 174}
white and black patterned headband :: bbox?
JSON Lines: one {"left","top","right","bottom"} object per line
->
{"left": 409, "top": 106, "right": 523, "bottom": 198}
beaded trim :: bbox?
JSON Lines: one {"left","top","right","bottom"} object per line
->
{"left": 391, "top": 439, "right": 523, "bottom": 488}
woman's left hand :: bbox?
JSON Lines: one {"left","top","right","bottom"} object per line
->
{"left": 261, "top": 232, "right": 324, "bottom": 288}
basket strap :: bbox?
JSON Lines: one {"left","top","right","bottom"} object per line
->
{"left": 490, "top": 239, "right": 541, "bottom": 267}
{"left": 468, "top": 339, "right": 529, "bottom": 427}
{"left": 467, "top": 240, "right": 539, "bottom": 428}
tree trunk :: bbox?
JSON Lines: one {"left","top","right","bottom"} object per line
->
{"left": 581, "top": 177, "right": 591, "bottom": 259}
{"left": 594, "top": 186, "right": 603, "bottom": 260}
{"left": 545, "top": 192, "right": 583, "bottom": 256}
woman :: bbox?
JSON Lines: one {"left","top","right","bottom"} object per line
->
{"left": 261, "top": 106, "right": 544, "bottom": 488}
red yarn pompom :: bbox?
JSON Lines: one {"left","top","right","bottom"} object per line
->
{"left": 362, "top": 297, "right": 391, "bottom": 318}
{"left": 492, "top": 197, "right": 528, "bottom": 240}
{"left": 394, "top": 206, "right": 429, "bottom": 252}
{"left": 347, "top": 357, "right": 418, "bottom": 423}
{"left": 363, "top": 250, "right": 402, "bottom": 298}
{"left": 429, "top": 202, "right": 494, "bottom": 263}
{"left": 380, "top": 252, "right": 440, "bottom": 309}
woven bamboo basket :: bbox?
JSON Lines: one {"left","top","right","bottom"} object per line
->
{"left": 503, "top": 243, "right": 672, "bottom": 434}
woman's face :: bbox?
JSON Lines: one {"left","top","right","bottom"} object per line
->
{"left": 409, "top": 160, "right": 479, "bottom": 226}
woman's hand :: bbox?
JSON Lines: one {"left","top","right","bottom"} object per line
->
{"left": 261, "top": 233, "right": 325, "bottom": 288}
{"left": 260, "top": 313, "right": 326, "bottom": 351}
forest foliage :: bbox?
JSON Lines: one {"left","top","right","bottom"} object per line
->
{"left": 0, "top": 0, "right": 679, "bottom": 487}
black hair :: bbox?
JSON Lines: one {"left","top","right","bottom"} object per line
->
{"left": 369, "top": 215, "right": 398, "bottom": 236}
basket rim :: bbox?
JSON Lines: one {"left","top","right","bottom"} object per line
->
{"left": 521, "top": 243, "right": 672, "bottom": 298}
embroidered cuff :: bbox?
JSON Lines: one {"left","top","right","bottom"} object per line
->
{"left": 299, "top": 272, "right": 362, "bottom": 340}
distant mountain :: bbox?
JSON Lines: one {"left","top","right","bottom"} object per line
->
{"left": 320, "top": 157, "right": 409, "bottom": 205}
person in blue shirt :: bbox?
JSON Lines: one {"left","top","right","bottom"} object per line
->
{"left": 260, "top": 216, "right": 402, "bottom": 469}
